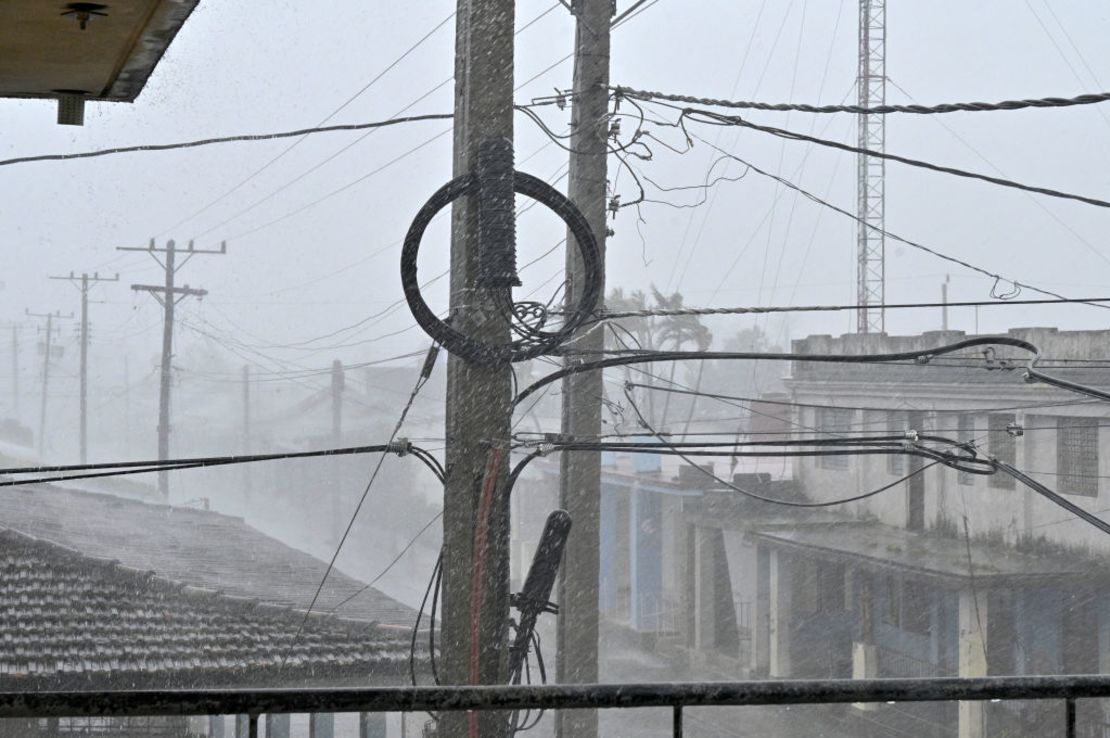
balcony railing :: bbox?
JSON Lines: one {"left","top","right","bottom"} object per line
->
{"left": 0, "top": 675, "right": 1107, "bottom": 737}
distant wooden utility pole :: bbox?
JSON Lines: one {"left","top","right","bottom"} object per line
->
{"left": 25, "top": 309, "right": 72, "bottom": 458}
{"left": 118, "top": 238, "right": 226, "bottom": 501}
{"left": 48, "top": 271, "right": 119, "bottom": 463}
{"left": 557, "top": 3, "right": 612, "bottom": 737}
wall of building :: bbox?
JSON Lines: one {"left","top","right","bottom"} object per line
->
{"left": 789, "top": 328, "right": 1110, "bottom": 555}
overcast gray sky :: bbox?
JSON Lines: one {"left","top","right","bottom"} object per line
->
{"left": 3, "top": 0, "right": 1109, "bottom": 397}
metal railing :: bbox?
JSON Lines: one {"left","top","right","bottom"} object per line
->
{"left": 0, "top": 675, "right": 1108, "bottom": 738}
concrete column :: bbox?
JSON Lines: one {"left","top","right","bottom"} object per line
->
{"left": 234, "top": 715, "right": 249, "bottom": 738}
{"left": 769, "top": 549, "right": 793, "bottom": 677}
{"left": 959, "top": 587, "right": 989, "bottom": 738}
{"left": 752, "top": 546, "right": 771, "bottom": 676}
{"left": 310, "top": 713, "right": 335, "bottom": 738}
{"left": 360, "top": 712, "right": 387, "bottom": 738}
{"left": 628, "top": 485, "right": 640, "bottom": 628}
{"left": 265, "top": 714, "right": 290, "bottom": 738}
{"left": 209, "top": 716, "right": 225, "bottom": 738}
{"left": 851, "top": 573, "right": 879, "bottom": 710}
{"left": 852, "top": 573, "right": 878, "bottom": 677}
{"left": 694, "top": 526, "right": 716, "bottom": 651}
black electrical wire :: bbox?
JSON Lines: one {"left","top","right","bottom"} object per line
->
{"left": 990, "top": 461, "right": 1110, "bottom": 536}
{"left": 428, "top": 554, "right": 443, "bottom": 686}
{"left": 0, "top": 114, "right": 456, "bottom": 168}
{"left": 517, "top": 336, "right": 1110, "bottom": 408}
{"left": 330, "top": 509, "right": 445, "bottom": 614}
{"left": 544, "top": 441, "right": 993, "bottom": 476}
{"left": 583, "top": 295, "right": 1110, "bottom": 321}
{"left": 680, "top": 131, "right": 1105, "bottom": 309}
{"left": 281, "top": 344, "right": 440, "bottom": 669}
{"left": 162, "top": 9, "right": 460, "bottom": 236}
{"left": 410, "top": 553, "right": 442, "bottom": 689}
{"left": 509, "top": 438, "right": 959, "bottom": 508}
{"left": 0, "top": 444, "right": 438, "bottom": 478}
{"left": 613, "top": 86, "right": 1110, "bottom": 115}
{"left": 620, "top": 381, "right": 1101, "bottom": 416}
{"left": 680, "top": 106, "right": 1110, "bottom": 210}
{"left": 620, "top": 389, "right": 973, "bottom": 507}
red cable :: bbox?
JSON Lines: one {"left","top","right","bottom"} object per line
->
{"left": 468, "top": 446, "right": 503, "bottom": 737}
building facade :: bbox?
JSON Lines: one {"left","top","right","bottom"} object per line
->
{"left": 680, "top": 328, "right": 1110, "bottom": 738}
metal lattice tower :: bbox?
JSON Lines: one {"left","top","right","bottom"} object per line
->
{"left": 856, "top": 0, "right": 886, "bottom": 333}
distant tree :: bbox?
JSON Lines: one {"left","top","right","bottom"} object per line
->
{"left": 603, "top": 286, "right": 712, "bottom": 431}
{"left": 701, "top": 324, "right": 786, "bottom": 412}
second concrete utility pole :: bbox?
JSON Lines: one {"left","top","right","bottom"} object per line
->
{"left": 118, "top": 238, "right": 226, "bottom": 501}
{"left": 557, "top": 2, "right": 612, "bottom": 737}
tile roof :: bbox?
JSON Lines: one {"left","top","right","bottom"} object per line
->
{"left": 0, "top": 530, "right": 409, "bottom": 686}
{"left": 0, "top": 484, "right": 414, "bottom": 628}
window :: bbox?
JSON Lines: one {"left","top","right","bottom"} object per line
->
{"left": 1057, "top": 417, "right": 1099, "bottom": 497}
{"left": 988, "top": 414, "right": 1017, "bottom": 489}
{"left": 887, "top": 411, "right": 907, "bottom": 475}
{"left": 957, "top": 415, "right": 975, "bottom": 486}
{"left": 816, "top": 407, "right": 853, "bottom": 470}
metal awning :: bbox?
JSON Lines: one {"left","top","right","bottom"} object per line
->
{"left": 0, "top": 0, "right": 198, "bottom": 121}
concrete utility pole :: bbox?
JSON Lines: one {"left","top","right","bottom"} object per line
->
{"left": 26, "top": 309, "right": 71, "bottom": 458}
{"left": 119, "top": 238, "right": 225, "bottom": 501}
{"left": 440, "top": 0, "right": 515, "bottom": 736}
{"left": 557, "top": 2, "right": 611, "bottom": 737}
{"left": 48, "top": 271, "right": 119, "bottom": 463}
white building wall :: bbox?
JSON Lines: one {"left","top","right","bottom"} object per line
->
{"left": 787, "top": 328, "right": 1110, "bottom": 555}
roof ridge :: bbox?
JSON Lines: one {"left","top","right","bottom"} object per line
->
{"left": 5, "top": 481, "right": 246, "bottom": 523}
{"left": 0, "top": 529, "right": 387, "bottom": 632}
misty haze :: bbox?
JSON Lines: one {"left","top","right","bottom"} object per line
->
{"left": 1, "top": 1, "right": 1109, "bottom": 737}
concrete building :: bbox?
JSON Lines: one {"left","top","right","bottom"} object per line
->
{"left": 679, "top": 328, "right": 1110, "bottom": 738}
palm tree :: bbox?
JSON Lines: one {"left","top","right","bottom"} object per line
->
{"left": 604, "top": 286, "right": 711, "bottom": 430}
{"left": 650, "top": 287, "right": 711, "bottom": 428}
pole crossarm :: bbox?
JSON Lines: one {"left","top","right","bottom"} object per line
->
{"left": 130, "top": 284, "right": 208, "bottom": 297}
{"left": 48, "top": 273, "right": 120, "bottom": 283}
{"left": 116, "top": 241, "right": 227, "bottom": 255}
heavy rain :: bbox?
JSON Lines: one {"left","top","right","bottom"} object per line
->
{"left": 1, "top": 1, "right": 1109, "bottom": 736}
